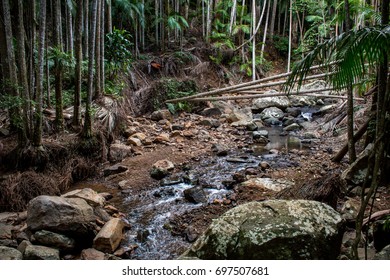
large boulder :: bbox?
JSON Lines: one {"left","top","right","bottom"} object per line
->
{"left": 27, "top": 196, "right": 96, "bottom": 239}
{"left": 181, "top": 200, "right": 344, "bottom": 259}
{"left": 252, "top": 93, "right": 291, "bottom": 111}
{"left": 32, "top": 230, "right": 76, "bottom": 252}
{"left": 24, "top": 244, "right": 60, "bottom": 260}
{"left": 62, "top": 188, "right": 105, "bottom": 208}
{"left": 0, "top": 246, "right": 23, "bottom": 260}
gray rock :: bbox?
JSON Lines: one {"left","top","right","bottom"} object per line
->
{"left": 0, "top": 246, "right": 23, "bottom": 260}
{"left": 80, "top": 248, "right": 106, "bottom": 260}
{"left": 17, "top": 240, "right": 32, "bottom": 254}
{"left": 33, "top": 230, "right": 76, "bottom": 252}
{"left": 284, "top": 123, "right": 300, "bottom": 131}
{"left": 150, "top": 159, "right": 175, "bottom": 180}
{"left": 374, "top": 244, "right": 390, "bottom": 260}
{"left": 341, "top": 144, "right": 372, "bottom": 184}
{"left": 181, "top": 200, "right": 344, "bottom": 259}
{"left": 62, "top": 188, "right": 105, "bottom": 207}
{"left": 104, "top": 164, "right": 128, "bottom": 177}
{"left": 259, "top": 107, "right": 284, "bottom": 124}
{"left": 0, "top": 223, "right": 13, "bottom": 239}
{"left": 27, "top": 196, "right": 96, "bottom": 238}
{"left": 109, "top": 143, "right": 133, "bottom": 162}
{"left": 228, "top": 107, "right": 253, "bottom": 127}
{"left": 211, "top": 144, "right": 229, "bottom": 156}
{"left": 252, "top": 94, "right": 291, "bottom": 111}
{"left": 201, "top": 108, "right": 222, "bottom": 117}
{"left": 24, "top": 244, "right": 60, "bottom": 260}
{"left": 199, "top": 118, "right": 221, "bottom": 128}
{"left": 151, "top": 109, "right": 172, "bottom": 121}
{"left": 183, "top": 187, "right": 207, "bottom": 204}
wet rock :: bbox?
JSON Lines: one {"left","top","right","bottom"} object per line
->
{"left": 259, "top": 161, "right": 270, "bottom": 170}
{"left": 109, "top": 143, "right": 133, "bottom": 162}
{"left": 181, "top": 200, "right": 344, "bottom": 259}
{"left": 226, "top": 157, "right": 251, "bottom": 163}
{"left": 290, "top": 96, "right": 317, "bottom": 107}
{"left": 94, "top": 206, "right": 112, "bottom": 222}
{"left": 17, "top": 240, "right": 31, "bottom": 255}
{"left": 285, "top": 107, "right": 301, "bottom": 117}
{"left": 80, "top": 248, "right": 106, "bottom": 260}
{"left": 32, "top": 230, "right": 76, "bottom": 252}
{"left": 150, "top": 159, "right": 175, "bottom": 180}
{"left": 123, "top": 128, "right": 137, "bottom": 138}
{"left": 93, "top": 218, "right": 125, "bottom": 254}
{"left": 24, "top": 244, "right": 60, "bottom": 260}
{"left": 283, "top": 117, "right": 295, "bottom": 126}
{"left": 229, "top": 107, "right": 253, "bottom": 127}
{"left": 185, "top": 226, "right": 200, "bottom": 243}
{"left": 341, "top": 144, "right": 372, "bottom": 185}
{"left": 27, "top": 196, "right": 96, "bottom": 239}
{"left": 151, "top": 109, "right": 172, "bottom": 121}
{"left": 137, "top": 229, "right": 150, "bottom": 243}
{"left": 252, "top": 94, "right": 291, "bottom": 111}
{"left": 374, "top": 244, "right": 390, "bottom": 260}
{"left": 284, "top": 123, "right": 300, "bottom": 131}
{"left": 183, "top": 186, "right": 207, "bottom": 204}
{"left": 0, "top": 246, "right": 23, "bottom": 260}
{"left": 172, "top": 124, "right": 184, "bottom": 131}
{"left": 62, "top": 188, "right": 105, "bottom": 207}
{"left": 246, "top": 121, "right": 258, "bottom": 131}
{"left": 259, "top": 107, "right": 284, "bottom": 126}
{"left": 211, "top": 144, "right": 229, "bottom": 156}
{"left": 104, "top": 164, "right": 128, "bottom": 177}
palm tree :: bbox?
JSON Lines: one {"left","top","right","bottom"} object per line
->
{"left": 286, "top": 22, "right": 390, "bottom": 260}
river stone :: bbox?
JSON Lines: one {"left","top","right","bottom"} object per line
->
{"left": 62, "top": 188, "right": 105, "bottom": 207}
{"left": 93, "top": 218, "right": 125, "bottom": 253}
{"left": 199, "top": 118, "right": 221, "bottom": 128}
{"left": 151, "top": 109, "right": 172, "bottom": 121}
{"left": 181, "top": 200, "right": 344, "bottom": 259}
{"left": 0, "top": 223, "right": 13, "bottom": 239}
{"left": 252, "top": 93, "right": 291, "bottom": 111}
{"left": 150, "top": 159, "right": 175, "bottom": 180}
{"left": 229, "top": 107, "right": 253, "bottom": 127}
{"left": 284, "top": 123, "right": 300, "bottom": 131}
{"left": 104, "top": 164, "right": 128, "bottom": 177}
{"left": 109, "top": 143, "right": 133, "bottom": 162}
{"left": 24, "top": 244, "right": 60, "bottom": 260}
{"left": 81, "top": 248, "right": 106, "bottom": 260}
{"left": 27, "top": 195, "right": 96, "bottom": 238}
{"left": 374, "top": 244, "right": 390, "bottom": 260}
{"left": 127, "top": 137, "right": 142, "bottom": 146}
{"left": 259, "top": 107, "right": 284, "bottom": 122}
{"left": 32, "top": 230, "right": 76, "bottom": 252}
{"left": 0, "top": 246, "right": 23, "bottom": 260}
{"left": 183, "top": 186, "right": 207, "bottom": 204}
{"left": 341, "top": 144, "right": 372, "bottom": 184}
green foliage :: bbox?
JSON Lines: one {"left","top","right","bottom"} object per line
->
{"left": 48, "top": 47, "right": 75, "bottom": 69}
{"left": 153, "top": 79, "right": 197, "bottom": 114}
{"left": 105, "top": 28, "right": 133, "bottom": 79}
{"left": 272, "top": 35, "right": 289, "bottom": 57}
{"left": 167, "top": 14, "right": 189, "bottom": 31}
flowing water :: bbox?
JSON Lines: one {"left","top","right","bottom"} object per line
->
{"left": 119, "top": 126, "right": 309, "bottom": 259}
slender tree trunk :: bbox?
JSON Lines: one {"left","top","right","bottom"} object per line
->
{"left": 16, "top": 0, "right": 30, "bottom": 142}
{"left": 66, "top": 2, "right": 74, "bottom": 55}
{"left": 54, "top": 0, "right": 64, "bottom": 132}
{"left": 287, "top": 0, "right": 292, "bottom": 71}
{"left": 94, "top": 0, "right": 102, "bottom": 100}
{"left": 269, "top": 0, "right": 278, "bottom": 41}
{"left": 100, "top": 0, "right": 105, "bottom": 95}
{"left": 229, "top": 0, "right": 237, "bottom": 35}
{"left": 260, "top": 0, "right": 271, "bottom": 65}
{"left": 33, "top": 0, "right": 47, "bottom": 147}
{"left": 84, "top": 0, "right": 89, "bottom": 59}
{"left": 252, "top": 0, "right": 256, "bottom": 81}
{"left": 2, "top": 0, "right": 24, "bottom": 142}
{"left": 106, "top": 0, "right": 112, "bottom": 34}
{"left": 73, "top": 0, "right": 84, "bottom": 127}
{"left": 83, "top": 0, "right": 98, "bottom": 139}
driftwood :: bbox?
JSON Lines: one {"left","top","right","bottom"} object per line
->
{"left": 362, "top": 209, "right": 390, "bottom": 227}
{"left": 166, "top": 69, "right": 338, "bottom": 103}
{"left": 331, "top": 120, "right": 369, "bottom": 162}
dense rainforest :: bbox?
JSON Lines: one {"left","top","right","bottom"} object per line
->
{"left": 0, "top": 0, "right": 389, "bottom": 260}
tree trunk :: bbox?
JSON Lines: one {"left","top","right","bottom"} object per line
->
{"left": 54, "top": 0, "right": 64, "bottom": 132}
{"left": 83, "top": 0, "right": 98, "bottom": 139}
{"left": 84, "top": 0, "right": 89, "bottom": 59}
{"left": 252, "top": 0, "right": 256, "bottom": 81}
{"left": 73, "top": 0, "right": 84, "bottom": 127}
{"left": 105, "top": 0, "right": 112, "bottom": 34}
{"left": 287, "top": 0, "right": 292, "bottom": 72}
{"left": 100, "top": 0, "right": 105, "bottom": 95}
{"left": 16, "top": 0, "right": 30, "bottom": 143}
{"left": 94, "top": 0, "right": 102, "bottom": 100}
{"left": 33, "top": 0, "right": 47, "bottom": 147}
{"left": 66, "top": 2, "right": 74, "bottom": 55}
{"left": 269, "top": 0, "right": 278, "bottom": 41}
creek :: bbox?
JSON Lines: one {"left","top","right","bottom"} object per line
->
{"left": 118, "top": 125, "right": 310, "bottom": 260}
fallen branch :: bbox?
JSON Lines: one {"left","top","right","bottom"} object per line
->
{"left": 331, "top": 120, "right": 369, "bottom": 162}
{"left": 362, "top": 209, "right": 390, "bottom": 227}
{"left": 166, "top": 69, "right": 337, "bottom": 103}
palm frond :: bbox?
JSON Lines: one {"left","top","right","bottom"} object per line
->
{"left": 285, "top": 25, "right": 390, "bottom": 93}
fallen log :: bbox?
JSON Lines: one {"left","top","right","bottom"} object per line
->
{"left": 331, "top": 120, "right": 369, "bottom": 162}
{"left": 362, "top": 209, "right": 390, "bottom": 227}
{"left": 166, "top": 70, "right": 337, "bottom": 103}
